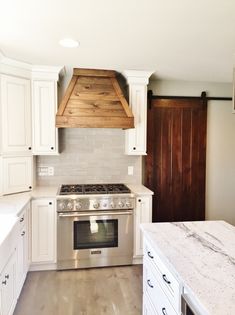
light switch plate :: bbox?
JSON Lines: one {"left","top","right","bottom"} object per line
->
{"left": 128, "top": 166, "right": 134, "bottom": 175}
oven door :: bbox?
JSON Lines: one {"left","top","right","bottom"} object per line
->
{"left": 57, "top": 210, "right": 133, "bottom": 270}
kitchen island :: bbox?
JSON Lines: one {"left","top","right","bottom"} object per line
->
{"left": 141, "top": 220, "right": 235, "bottom": 315}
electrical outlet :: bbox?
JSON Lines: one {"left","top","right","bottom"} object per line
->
{"left": 38, "top": 166, "right": 48, "bottom": 176}
{"left": 48, "top": 167, "right": 54, "bottom": 176}
{"left": 128, "top": 166, "right": 134, "bottom": 175}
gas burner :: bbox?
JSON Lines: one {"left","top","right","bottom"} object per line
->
{"left": 106, "top": 184, "right": 131, "bottom": 194}
{"left": 60, "top": 184, "right": 83, "bottom": 195}
{"left": 83, "top": 184, "right": 107, "bottom": 194}
{"left": 59, "top": 183, "right": 131, "bottom": 195}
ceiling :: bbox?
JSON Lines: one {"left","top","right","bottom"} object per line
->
{"left": 0, "top": 0, "right": 235, "bottom": 82}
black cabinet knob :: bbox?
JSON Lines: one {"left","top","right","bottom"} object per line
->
{"left": 2, "top": 280, "right": 6, "bottom": 285}
{"left": 51, "top": 147, "right": 54, "bottom": 150}
{"left": 138, "top": 199, "right": 141, "bottom": 202}
{"left": 133, "top": 147, "right": 136, "bottom": 150}
{"left": 28, "top": 147, "right": 31, "bottom": 150}
{"left": 49, "top": 202, "right": 52, "bottom": 205}
{"left": 21, "top": 231, "right": 25, "bottom": 236}
{"left": 5, "top": 274, "right": 9, "bottom": 279}
{"left": 29, "top": 186, "right": 32, "bottom": 189}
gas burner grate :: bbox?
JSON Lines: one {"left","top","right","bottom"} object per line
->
{"left": 60, "top": 184, "right": 83, "bottom": 195}
{"left": 106, "top": 184, "right": 131, "bottom": 194}
{"left": 59, "top": 183, "right": 131, "bottom": 195}
{"left": 83, "top": 184, "right": 107, "bottom": 194}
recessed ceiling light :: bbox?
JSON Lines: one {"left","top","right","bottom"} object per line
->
{"left": 59, "top": 38, "right": 79, "bottom": 48}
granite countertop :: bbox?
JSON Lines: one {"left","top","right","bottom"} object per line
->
{"left": 141, "top": 221, "right": 235, "bottom": 315}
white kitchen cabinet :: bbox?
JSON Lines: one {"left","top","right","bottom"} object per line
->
{"left": 143, "top": 239, "right": 181, "bottom": 315}
{"left": 31, "top": 199, "right": 56, "bottom": 263}
{"left": 3, "top": 156, "right": 33, "bottom": 195}
{"left": 0, "top": 252, "right": 16, "bottom": 315}
{"left": 32, "top": 80, "right": 58, "bottom": 155}
{"left": 16, "top": 203, "right": 29, "bottom": 298}
{"left": 143, "top": 293, "right": 158, "bottom": 315}
{"left": 134, "top": 195, "right": 152, "bottom": 258}
{"left": 123, "top": 70, "right": 153, "bottom": 155}
{"left": 0, "top": 75, "right": 31, "bottom": 154}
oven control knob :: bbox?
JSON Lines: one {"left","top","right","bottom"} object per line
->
{"left": 118, "top": 201, "right": 124, "bottom": 208}
{"left": 75, "top": 202, "right": 82, "bottom": 210}
{"left": 126, "top": 201, "right": 132, "bottom": 208}
{"left": 67, "top": 202, "right": 73, "bottom": 210}
{"left": 110, "top": 202, "right": 115, "bottom": 209}
{"left": 58, "top": 202, "right": 66, "bottom": 211}
{"left": 93, "top": 202, "right": 100, "bottom": 209}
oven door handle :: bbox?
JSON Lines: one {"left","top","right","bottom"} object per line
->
{"left": 58, "top": 210, "right": 133, "bottom": 217}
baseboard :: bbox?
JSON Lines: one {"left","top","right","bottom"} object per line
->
{"left": 132, "top": 256, "right": 143, "bottom": 265}
{"left": 29, "top": 263, "right": 57, "bottom": 271}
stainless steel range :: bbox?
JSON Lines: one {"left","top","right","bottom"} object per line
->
{"left": 56, "top": 184, "right": 134, "bottom": 270}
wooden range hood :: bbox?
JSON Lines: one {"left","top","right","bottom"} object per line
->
{"left": 56, "top": 68, "right": 134, "bottom": 129}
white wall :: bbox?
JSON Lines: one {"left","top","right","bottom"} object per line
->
{"left": 149, "top": 79, "right": 235, "bottom": 225}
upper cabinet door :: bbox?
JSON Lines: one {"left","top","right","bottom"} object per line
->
{"left": 3, "top": 156, "right": 33, "bottom": 195}
{"left": 125, "top": 84, "right": 147, "bottom": 155}
{"left": 123, "top": 70, "right": 153, "bottom": 156}
{"left": 32, "top": 80, "right": 58, "bottom": 155}
{"left": 1, "top": 75, "right": 31, "bottom": 154}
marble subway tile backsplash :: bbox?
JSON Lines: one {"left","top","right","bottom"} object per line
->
{"left": 36, "top": 128, "right": 142, "bottom": 186}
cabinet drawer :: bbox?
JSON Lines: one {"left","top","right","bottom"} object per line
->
{"left": 144, "top": 240, "right": 180, "bottom": 311}
{"left": 18, "top": 209, "right": 26, "bottom": 227}
{"left": 143, "top": 292, "right": 160, "bottom": 315}
{"left": 144, "top": 261, "right": 177, "bottom": 315}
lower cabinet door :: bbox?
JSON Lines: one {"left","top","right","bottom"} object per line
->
{"left": 135, "top": 196, "right": 152, "bottom": 257}
{"left": 0, "top": 252, "right": 16, "bottom": 315}
{"left": 3, "top": 156, "right": 33, "bottom": 195}
{"left": 144, "top": 261, "right": 177, "bottom": 315}
{"left": 31, "top": 199, "right": 56, "bottom": 263}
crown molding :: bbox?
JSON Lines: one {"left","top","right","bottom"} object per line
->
{"left": 31, "top": 65, "right": 65, "bottom": 81}
{"left": 0, "top": 52, "right": 64, "bottom": 80}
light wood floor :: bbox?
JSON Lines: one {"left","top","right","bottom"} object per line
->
{"left": 14, "top": 265, "right": 143, "bottom": 315}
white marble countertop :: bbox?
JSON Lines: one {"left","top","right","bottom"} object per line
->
{"left": 0, "top": 215, "right": 18, "bottom": 245}
{"left": 127, "top": 184, "right": 154, "bottom": 195}
{"left": 141, "top": 221, "right": 235, "bottom": 315}
{"left": 0, "top": 186, "right": 58, "bottom": 216}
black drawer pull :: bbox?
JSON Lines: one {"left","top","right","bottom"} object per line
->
{"left": 49, "top": 202, "right": 52, "bottom": 205}
{"left": 51, "top": 147, "right": 54, "bottom": 150}
{"left": 21, "top": 231, "right": 25, "bottom": 236}
{"left": 2, "top": 280, "right": 6, "bottom": 285}
{"left": 5, "top": 274, "right": 9, "bottom": 279}
{"left": 162, "top": 274, "right": 171, "bottom": 284}
{"left": 147, "top": 251, "right": 154, "bottom": 259}
{"left": 162, "top": 308, "right": 168, "bottom": 315}
{"left": 133, "top": 147, "right": 136, "bottom": 150}
{"left": 20, "top": 217, "right": 24, "bottom": 222}
{"left": 29, "top": 186, "right": 32, "bottom": 189}
{"left": 147, "top": 279, "right": 154, "bottom": 288}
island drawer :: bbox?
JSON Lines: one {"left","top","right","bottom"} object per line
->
{"left": 143, "top": 292, "right": 159, "bottom": 315}
{"left": 144, "top": 239, "right": 180, "bottom": 312}
{"left": 143, "top": 261, "right": 178, "bottom": 315}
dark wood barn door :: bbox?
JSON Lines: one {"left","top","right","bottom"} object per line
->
{"left": 145, "top": 97, "right": 207, "bottom": 222}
